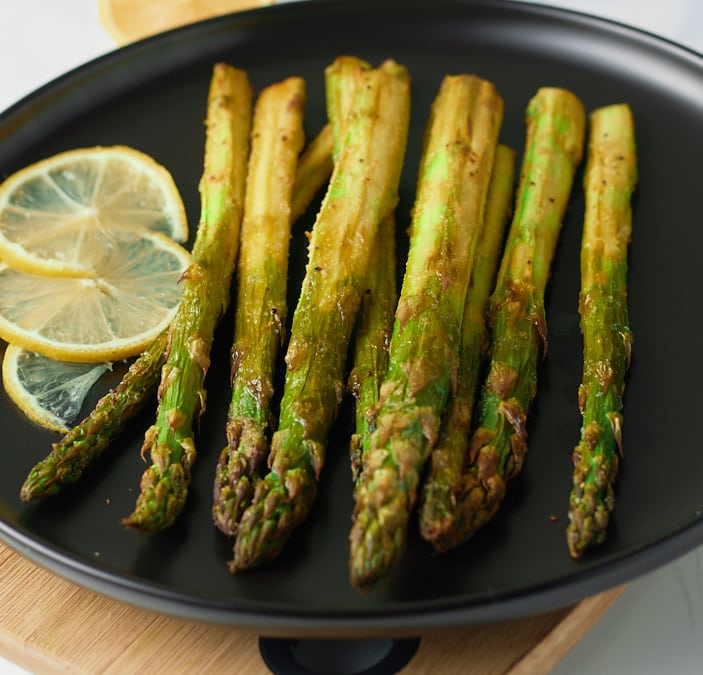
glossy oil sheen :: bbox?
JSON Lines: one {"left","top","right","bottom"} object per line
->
{"left": 1, "top": 0, "right": 702, "bottom": 633}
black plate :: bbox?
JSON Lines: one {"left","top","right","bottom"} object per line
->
{"left": 2, "top": 0, "right": 703, "bottom": 634}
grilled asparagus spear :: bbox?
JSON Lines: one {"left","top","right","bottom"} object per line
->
{"left": 230, "top": 57, "right": 410, "bottom": 573}
{"left": 567, "top": 103, "right": 637, "bottom": 558}
{"left": 458, "top": 88, "right": 585, "bottom": 539}
{"left": 348, "top": 75, "right": 504, "bottom": 589}
{"left": 212, "top": 77, "right": 307, "bottom": 537}
{"left": 123, "top": 63, "right": 253, "bottom": 531}
{"left": 348, "top": 216, "right": 397, "bottom": 487}
{"left": 19, "top": 333, "right": 167, "bottom": 502}
{"left": 327, "top": 57, "right": 398, "bottom": 489}
{"left": 290, "top": 124, "right": 333, "bottom": 224}
{"left": 418, "top": 144, "right": 515, "bottom": 552}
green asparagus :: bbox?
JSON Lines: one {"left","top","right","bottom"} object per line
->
{"left": 19, "top": 332, "right": 167, "bottom": 502}
{"left": 348, "top": 74, "right": 504, "bottom": 589}
{"left": 123, "top": 63, "right": 253, "bottom": 531}
{"left": 212, "top": 77, "right": 307, "bottom": 537}
{"left": 327, "top": 57, "right": 398, "bottom": 489}
{"left": 418, "top": 144, "right": 515, "bottom": 552}
{"left": 567, "top": 103, "right": 637, "bottom": 559}
{"left": 348, "top": 215, "right": 397, "bottom": 488}
{"left": 230, "top": 57, "right": 410, "bottom": 573}
{"left": 458, "top": 88, "right": 585, "bottom": 539}
{"left": 290, "top": 124, "right": 333, "bottom": 224}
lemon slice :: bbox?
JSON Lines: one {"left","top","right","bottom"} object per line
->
{"left": 0, "top": 145, "right": 188, "bottom": 277}
{"left": 3, "top": 345, "right": 111, "bottom": 432}
{"left": 0, "top": 228, "right": 191, "bottom": 363}
{"left": 98, "top": 0, "right": 276, "bottom": 45}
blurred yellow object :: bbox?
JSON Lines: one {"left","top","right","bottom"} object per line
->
{"left": 98, "top": 0, "right": 277, "bottom": 44}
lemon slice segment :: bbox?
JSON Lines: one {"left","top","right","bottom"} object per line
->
{"left": 0, "top": 229, "right": 191, "bottom": 363}
{"left": 3, "top": 345, "right": 110, "bottom": 432}
{"left": 98, "top": 0, "right": 276, "bottom": 45}
{"left": 0, "top": 145, "right": 188, "bottom": 277}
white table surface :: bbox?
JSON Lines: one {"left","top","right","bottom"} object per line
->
{"left": 1, "top": 1, "right": 703, "bottom": 674}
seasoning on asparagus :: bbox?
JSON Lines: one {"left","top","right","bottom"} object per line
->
{"left": 230, "top": 57, "right": 411, "bottom": 573}
{"left": 19, "top": 333, "right": 167, "bottom": 502}
{"left": 212, "top": 77, "right": 307, "bottom": 537}
{"left": 567, "top": 103, "right": 637, "bottom": 559}
{"left": 418, "top": 144, "right": 515, "bottom": 552}
{"left": 458, "top": 87, "right": 586, "bottom": 539}
{"left": 349, "top": 74, "right": 504, "bottom": 589}
{"left": 123, "top": 63, "right": 252, "bottom": 532}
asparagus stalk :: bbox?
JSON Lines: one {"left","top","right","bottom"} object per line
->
{"left": 348, "top": 75, "right": 504, "bottom": 589}
{"left": 418, "top": 144, "right": 515, "bottom": 552}
{"left": 458, "top": 88, "right": 586, "bottom": 539}
{"left": 327, "top": 56, "right": 398, "bottom": 489}
{"left": 123, "top": 63, "right": 252, "bottom": 531}
{"left": 19, "top": 333, "right": 167, "bottom": 502}
{"left": 290, "top": 124, "right": 333, "bottom": 223}
{"left": 348, "top": 215, "right": 396, "bottom": 488}
{"left": 212, "top": 77, "right": 307, "bottom": 537}
{"left": 230, "top": 57, "right": 411, "bottom": 572}
{"left": 567, "top": 103, "right": 637, "bottom": 558}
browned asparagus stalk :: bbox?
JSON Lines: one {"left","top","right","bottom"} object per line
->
{"left": 290, "top": 124, "right": 333, "bottom": 223}
{"left": 19, "top": 333, "right": 167, "bottom": 502}
{"left": 418, "top": 144, "right": 515, "bottom": 552}
{"left": 348, "top": 214, "right": 397, "bottom": 489}
{"left": 567, "top": 103, "right": 637, "bottom": 558}
{"left": 456, "top": 87, "right": 586, "bottom": 540}
{"left": 212, "top": 77, "right": 307, "bottom": 537}
{"left": 123, "top": 63, "right": 252, "bottom": 531}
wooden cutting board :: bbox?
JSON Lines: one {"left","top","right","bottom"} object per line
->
{"left": 0, "top": 542, "right": 622, "bottom": 674}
